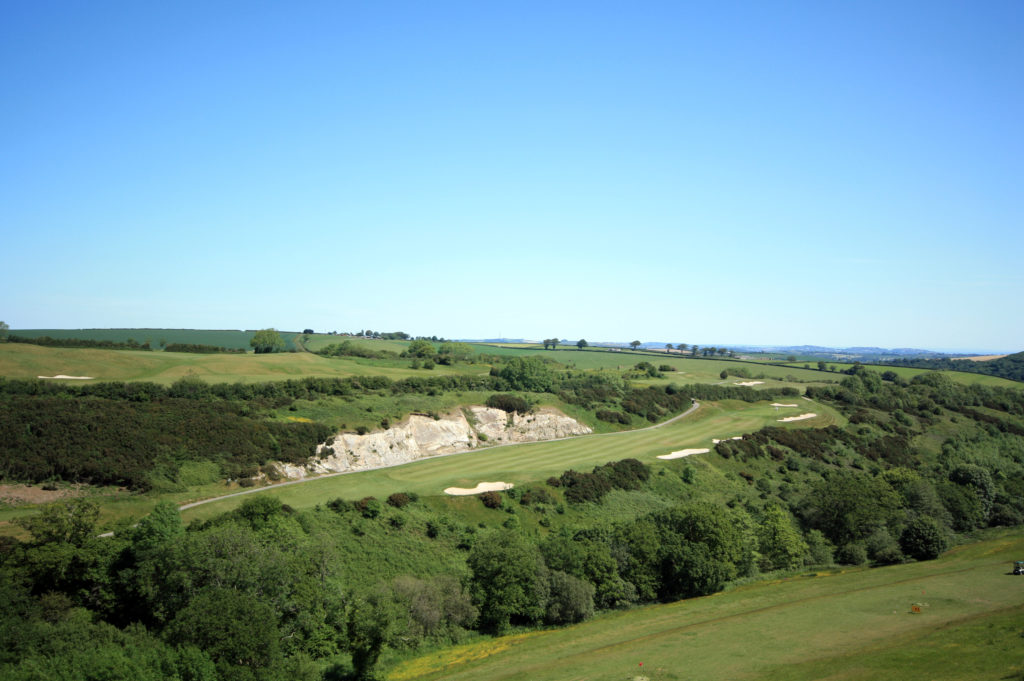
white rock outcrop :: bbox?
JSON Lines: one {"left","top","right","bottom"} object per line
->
{"left": 276, "top": 406, "right": 591, "bottom": 479}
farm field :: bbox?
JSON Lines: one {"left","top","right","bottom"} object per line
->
{"left": 11, "top": 327, "right": 300, "bottom": 351}
{"left": 0, "top": 342, "right": 485, "bottom": 384}
{"left": 301, "top": 334, "right": 414, "bottom": 354}
{"left": 387, "top": 527, "right": 1024, "bottom": 681}
{"left": 176, "top": 397, "right": 843, "bottom": 524}
{"left": 780, "top": 361, "right": 1023, "bottom": 389}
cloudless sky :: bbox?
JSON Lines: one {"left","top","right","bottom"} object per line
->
{"left": 2, "top": 1, "right": 1021, "bottom": 351}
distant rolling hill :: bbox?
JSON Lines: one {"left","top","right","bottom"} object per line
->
{"left": 884, "top": 351, "right": 1024, "bottom": 382}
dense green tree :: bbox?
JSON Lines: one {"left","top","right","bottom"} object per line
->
{"left": 0, "top": 320, "right": 8, "bottom": 340}
{"left": 757, "top": 506, "right": 808, "bottom": 571}
{"left": 898, "top": 516, "right": 949, "bottom": 560}
{"left": 165, "top": 586, "right": 283, "bottom": 681}
{"left": 405, "top": 339, "right": 436, "bottom": 358}
{"left": 803, "top": 529, "right": 834, "bottom": 566}
{"left": 347, "top": 592, "right": 403, "bottom": 680}
{"left": 630, "top": 340, "right": 641, "bottom": 350}
{"left": 544, "top": 571, "right": 595, "bottom": 624}
{"left": 437, "top": 342, "right": 473, "bottom": 363}
{"left": 130, "top": 501, "right": 184, "bottom": 552}
{"left": 576, "top": 338, "right": 588, "bottom": 350}
{"left": 385, "top": 575, "right": 477, "bottom": 642}
{"left": 800, "top": 472, "right": 900, "bottom": 546}
{"left": 250, "top": 328, "right": 285, "bottom": 354}
{"left": 467, "top": 531, "right": 549, "bottom": 634}
{"left": 499, "top": 357, "right": 554, "bottom": 392}
{"left": 17, "top": 498, "right": 100, "bottom": 547}
{"left": 659, "top": 541, "right": 732, "bottom": 600}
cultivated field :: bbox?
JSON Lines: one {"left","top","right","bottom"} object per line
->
{"left": 388, "top": 527, "right": 1024, "bottom": 681}
{"left": 11, "top": 327, "right": 300, "bottom": 351}
{"left": 0, "top": 342, "right": 485, "bottom": 384}
{"left": 779, "top": 361, "right": 1023, "bottom": 389}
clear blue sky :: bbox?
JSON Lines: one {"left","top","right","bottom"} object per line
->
{"left": 2, "top": 1, "right": 1021, "bottom": 352}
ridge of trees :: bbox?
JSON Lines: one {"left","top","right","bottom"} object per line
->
{"left": 7, "top": 335, "right": 152, "bottom": 351}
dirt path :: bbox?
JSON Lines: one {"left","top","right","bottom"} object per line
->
{"left": 176, "top": 401, "right": 702, "bottom": 511}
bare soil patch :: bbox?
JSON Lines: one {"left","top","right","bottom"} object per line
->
{"left": 952, "top": 355, "right": 1007, "bottom": 362}
{"left": 0, "top": 484, "right": 85, "bottom": 506}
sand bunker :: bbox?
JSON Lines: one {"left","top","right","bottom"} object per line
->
{"left": 38, "top": 375, "right": 94, "bottom": 380}
{"left": 778, "top": 413, "right": 817, "bottom": 422}
{"left": 771, "top": 403, "right": 799, "bottom": 408}
{"left": 735, "top": 381, "right": 764, "bottom": 386}
{"left": 444, "top": 482, "right": 514, "bottom": 496}
{"left": 658, "top": 448, "right": 710, "bottom": 460}
{"left": 712, "top": 436, "right": 743, "bottom": 444}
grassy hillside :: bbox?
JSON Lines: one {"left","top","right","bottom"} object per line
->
{"left": 177, "top": 397, "right": 843, "bottom": 524}
{"left": 3, "top": 348, "right": 1024, "bottom": 681}
{"left": 389, "top": 527, "right": 1024, "bottom": 681}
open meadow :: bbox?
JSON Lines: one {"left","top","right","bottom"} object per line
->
{"left": 388, "top": 527, "right": 1024, "bottom": 681}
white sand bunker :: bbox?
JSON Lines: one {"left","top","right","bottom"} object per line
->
{"left": 38, "top": 375, "right": 94, "bottom": 380}
{"left": 712, "top": 436, "right": 743, "bottom": 444}
{"left": 771, "top": 403, "right": 799, "bottom": 408}
{"left": 735, "top": 381, "right": 764, "bottom": 386}
{"left": 444, "top": 482, "right": 514, "bottom": 496}
{"left": 778, "top": 413, "right": 817, "bottom": 422}
{"left": 658, "top": 448, "right": 710, "bottom": 460}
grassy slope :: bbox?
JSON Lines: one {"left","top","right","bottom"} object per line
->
{"left": 177, "top": 398, "right": 843, "bottom": 524}
{"left": 388, "top": 528, "right": 1024, "bottom": 681}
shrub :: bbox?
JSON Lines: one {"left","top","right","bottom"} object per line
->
{"left": 387, "top": 492, "right": 412, "bottom": 508}
{"left": 596, "top": 409, "right": 631, "bottom": 425}
{"left": 327, "top": 497, "right": 351, "bottom": 513}
{"left": 519, "top": 486, "right": 555, "bottom": 506}
{"left": 486, "top": 393, "right": 529, "bottom": 414}
{"left": 355, "top": 496, "right": 382, "bottom": 518}
{"left": 479, "top": 491, "right": 503, "bottom": 508}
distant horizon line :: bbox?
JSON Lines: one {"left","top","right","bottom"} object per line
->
{"left": 6, "top": 326, "right": 1016, "bottom": 356}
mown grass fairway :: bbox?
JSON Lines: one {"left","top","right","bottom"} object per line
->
{"left": 176, "top": 398, "right": 843, "bottom": 524}
{"left": 387, "top": 528, "right": 1024, "bottom": 681}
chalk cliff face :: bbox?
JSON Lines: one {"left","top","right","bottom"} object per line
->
{"left": 276, "top": 406, "right": 591, "bottom": 479}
